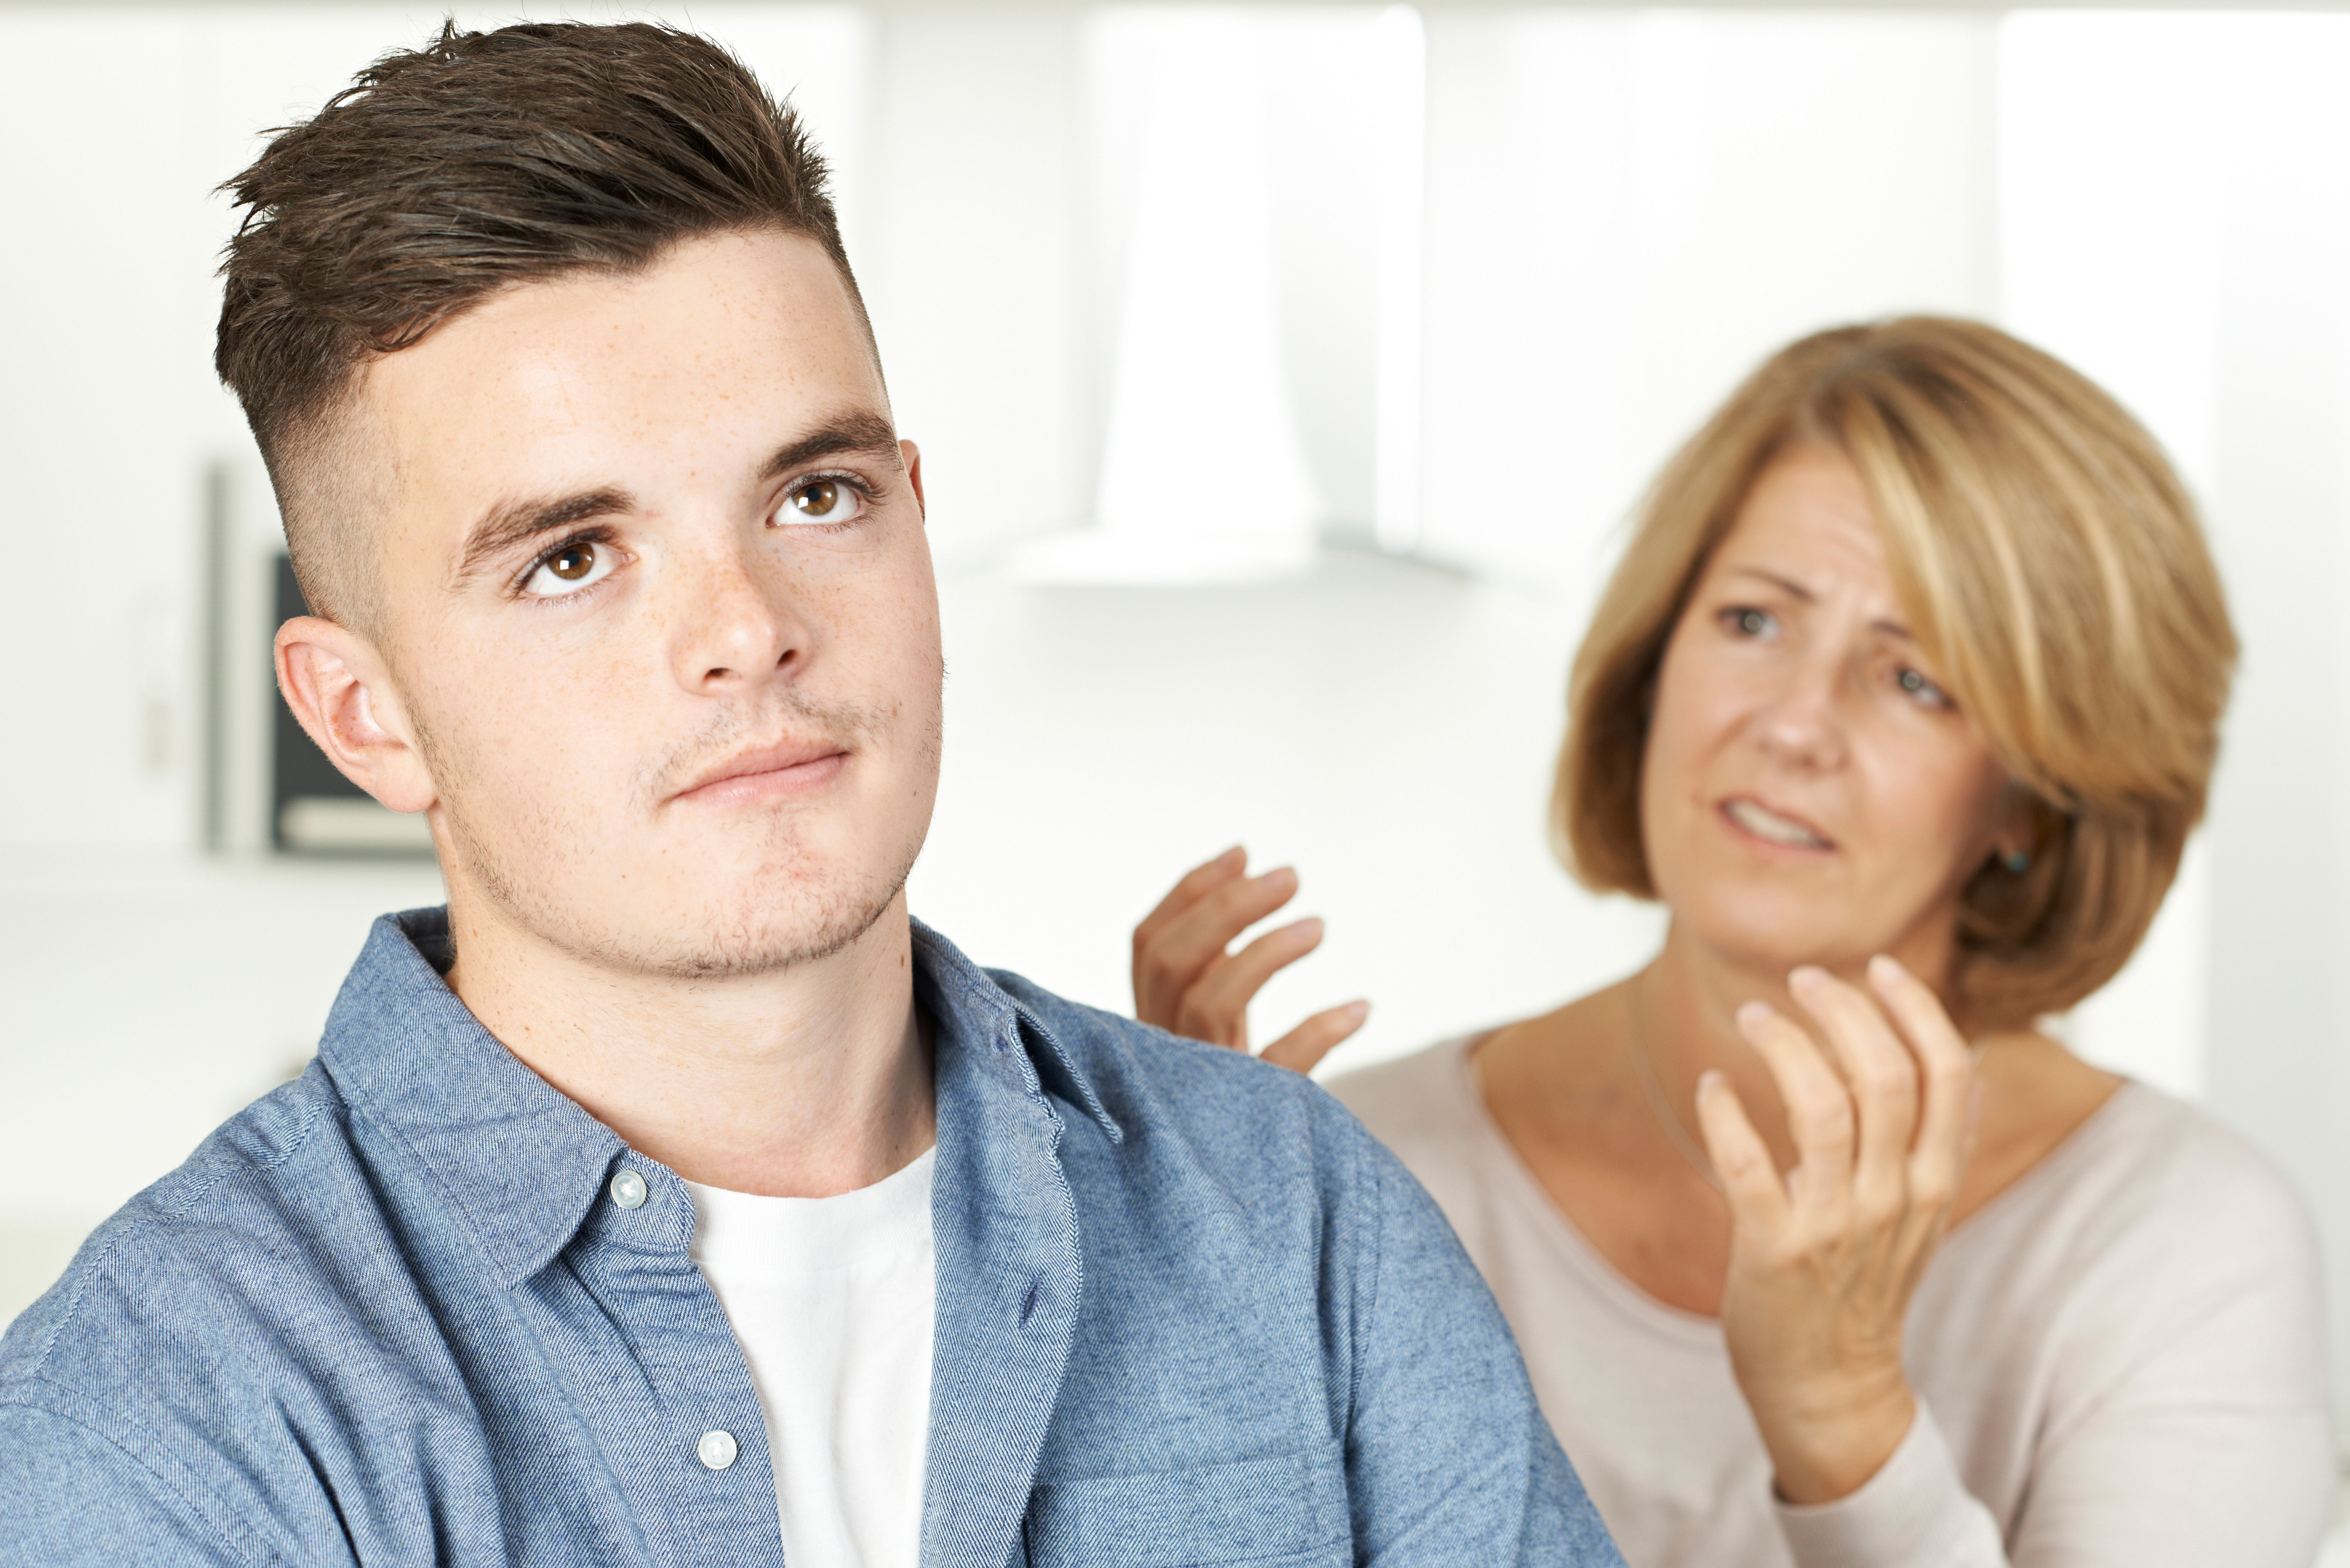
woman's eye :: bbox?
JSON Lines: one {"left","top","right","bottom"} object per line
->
{"left": 523, "top": 539, "right": 616, "bottom": 598}
{"left": 1723, "top": 607, "right": 1776, "bottom": 638}
{"left": 1896, "top": 667, "right": 1953, "bottom": 709}
{"left": 778, "top": 478, "right": 866, "bottom": 527}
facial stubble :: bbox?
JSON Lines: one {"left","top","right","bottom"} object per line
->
{"left": 414, "top": 669, "right": 943, "bottom": 982}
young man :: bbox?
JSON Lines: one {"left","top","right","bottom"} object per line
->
{"left": 0, "top": 23, "right": 1618, "bottom": 1566}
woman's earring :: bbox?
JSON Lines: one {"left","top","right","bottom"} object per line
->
{"left": 2002, "top": 849, "right": 2031, "bottom": 874}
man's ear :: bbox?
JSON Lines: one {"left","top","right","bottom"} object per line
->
{"left": 900, "top": 438, "right": 926, "bottom": 522}
{"left": 274, "top": 616, "right": 437, "bottom": 815}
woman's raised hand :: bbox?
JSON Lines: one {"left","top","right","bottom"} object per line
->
{"left": 1693, "top": 955, "right": 1977, "bottom": 1506}
{"left": 1131, "top": 847, "right": 1370, "bottom": 1074}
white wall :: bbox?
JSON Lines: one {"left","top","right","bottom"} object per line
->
{"left": 1418, "top": 9, "right": 1998, "bottom": 591}
{"left": 1997, "top": 9, "right": 2350, "bottom": 1425}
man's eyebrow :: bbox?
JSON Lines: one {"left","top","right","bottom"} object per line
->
{"left": 446, "top": 413, "right": 899, "bottom": 590}
{"left": 760, "top": 411, "right": 902, "bottom": 480}
{"left": 452, "top": 488, "right": 633, "bottom": 588}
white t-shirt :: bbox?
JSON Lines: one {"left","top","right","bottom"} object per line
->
{"left": 687, "top": 1147, "right": 937, "bottom": 1568}
{"left": 1329, "top": 1038, "right": 2333, "bottom": 1568}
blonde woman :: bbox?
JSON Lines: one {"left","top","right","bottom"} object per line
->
{"left": 1132, "top": 319, "right": 2333, "bottom": 1567}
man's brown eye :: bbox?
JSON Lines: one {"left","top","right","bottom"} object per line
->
{"left": 550, "top": 545, "right": 595, "bottom": 580}
{"left": 793, "top": 481, "right": 842, "bottom": 518}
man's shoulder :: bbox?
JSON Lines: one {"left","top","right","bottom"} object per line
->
{"left": 974, "top": 965, "right": 1415, "bottom": 1275}
{"left": 976, "top": 969, "right": 1622, "bottom": 1565}
{"left": 986, "top": 966, "right": 1368, "bottom": 1152}
{"left": 0, "top": 1062, "right": 436, "bottom": 1554}
{"left": 1, "top": 1063, "right": 355, "bottom": 1397}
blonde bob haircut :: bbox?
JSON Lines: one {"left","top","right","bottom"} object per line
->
{"left": 1556, "top": 317, "right": 2235, "bottom": 1032}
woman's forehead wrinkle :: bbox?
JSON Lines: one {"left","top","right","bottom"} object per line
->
{"left": 1725, "top": 471, "right": 1906, "bottom": 625}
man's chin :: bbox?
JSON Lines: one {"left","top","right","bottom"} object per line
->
{"left": 441, "top": 792, "right": 927, "bottom": 982}
{"left": 612, "top": 869, "right": 906, "bottom": 981}
{"left": 457, "top": 852, "right": 910, "bottom": 982}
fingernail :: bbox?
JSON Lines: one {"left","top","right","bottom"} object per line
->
{"left": 1289, "top": 917, "right": 1324, "bottom": 942}
{"left": 1343, "top": 1000, "right": 1370, "bottom": 1022}
{"left": 1218, "top": 845, "right": 1246, "bottom": 865}
{"left": 1260, "top": 866, "right": 1297, "bottom": 888}
{"left": 1735, "top": 999, "right": 1773, "bottom": 1030}
{"left": 1788, "top": 964, "right": 1826, "bottom": 992}
{"left": 1696, "top": 1068, "right": 1726, "bottom": 1095}
{"left": 1868, "top": 953, "right": 1904, "bottom": 984}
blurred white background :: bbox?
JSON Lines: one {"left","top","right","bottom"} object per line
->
{"left": 2, "top": 0, "right": 2346, "bottom": 1521}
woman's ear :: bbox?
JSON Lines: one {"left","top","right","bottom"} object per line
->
{"left": 1987, "top": 780, "right": 2044, "bottom": 872}
{"left": 274, "top": 616, "right": 437, "bottom": 815}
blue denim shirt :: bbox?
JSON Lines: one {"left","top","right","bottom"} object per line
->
{"left": 0, "top": 909, "right": 1619, "bottom": 1566}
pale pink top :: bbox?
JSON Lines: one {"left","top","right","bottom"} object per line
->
{"left": 1328, "top": 1038, "right": 2333, "bottom": 1568}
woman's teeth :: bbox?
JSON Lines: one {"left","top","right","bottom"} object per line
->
{"left": 1725, "top": 798, "right": 1830, "bottom": 848}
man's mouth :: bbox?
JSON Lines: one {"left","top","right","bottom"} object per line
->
{"left": 1721, "top": 797, "right": 1834, "bottom": 851}
{"left": 672, "top": 736, "right": 850, "bottom": 804}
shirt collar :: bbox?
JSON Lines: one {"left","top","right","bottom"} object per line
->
{"left": 316, "top": 906, "right": 1119, "bottom": 1291}
{"left": 906, "top": 916, "right": 1122, "bottom": 1147}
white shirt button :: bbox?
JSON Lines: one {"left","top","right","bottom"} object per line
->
{"left": 697, "top": 1429, "right": 739, "bottom": 1471}
{"left": 609, "top": 1169, "right": 648, "bottom": 1210}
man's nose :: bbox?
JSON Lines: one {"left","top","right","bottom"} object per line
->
{"left": 665, "top": 538, "right": 811, "bottom": 695}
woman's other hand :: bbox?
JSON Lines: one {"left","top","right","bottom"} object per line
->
{"left": 1132, "top": 847, "right": 1370, "bottom": 1073}
{"left": 1694, "top": 954, "right": 1977, "bottom": 1506}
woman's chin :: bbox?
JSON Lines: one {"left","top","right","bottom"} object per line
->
{"left": 1670, "top": 895, "right": 1888, "bottom": 980}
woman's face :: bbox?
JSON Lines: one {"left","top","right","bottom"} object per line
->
{"left": 1639, "top": 445, "right": 2014, "bottom": 984}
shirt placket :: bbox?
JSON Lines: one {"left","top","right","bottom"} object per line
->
{"left": 527, "top": 1153, "right": 789, "bottom": 1566}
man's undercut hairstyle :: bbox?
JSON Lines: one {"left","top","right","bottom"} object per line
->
{"left": 214, "top": 20, "right": 867, "bottom": 626}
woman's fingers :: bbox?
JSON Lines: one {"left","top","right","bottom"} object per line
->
{"left": 1786, "top": 966, "right": 1918, "bottom": 1226}
{"left": 1695, "top": 1070, "right": 1793, "bottom": 1236}
{"left": 1734, "top": 998, "right": 1855, "bottom": 1223}
{"left": 1156, "top": 867, "right": 1300, "bottom": 980}
{"left": 1260, "top": 1000, "right": 1371, "bottom": 1075}
{"left": 1133, "top": 845, "right": 1246, "bottom": 952}
{"left": 1132, "top": 848, "right": 1249, "bottom": 1026}
{"left": 1132, "top": 859, "right": 1300, "bottom": 1030}
{"left": 1178, "top": 917, "right": 1329, "bottom": 1046}
{"left": 1865, "top": 954, "right": 1974, "bottom": 1215}
{"left": 1128, "top": 847, "right": 1367, "bottom": 1072}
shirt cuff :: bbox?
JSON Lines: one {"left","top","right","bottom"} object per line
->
{"left": 1773, "top": 1407, "right": 2007, "bottom": 1568}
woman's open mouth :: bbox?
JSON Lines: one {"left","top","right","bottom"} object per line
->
{"left": 1721, "top": 796, "right": 1834, "bottom": 851}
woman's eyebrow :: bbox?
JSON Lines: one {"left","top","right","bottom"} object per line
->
{"left": 1722, "top": 563, "right": 1917, "bottom": 641}
{"left": 451, "top": 488, "right": 633, "bottom": 587}
{"left": 1722, "top": 563, "right": 1814, "bottom": 601}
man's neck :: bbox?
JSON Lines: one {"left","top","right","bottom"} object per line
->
{"left": 442, "top": 888, "right": 934, "bottom": 1199}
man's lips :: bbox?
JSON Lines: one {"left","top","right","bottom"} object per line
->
{"left": 1719, "top": 795, "right": 1836, "bottom": 851}
{"left": 671, "top": 738, "right": 849, "bottom": 804}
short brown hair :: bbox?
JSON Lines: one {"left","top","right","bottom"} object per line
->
{"left": 214, "top": 20, "right": 864, "bottom": 624}
{"left": 1556, "top": 318, "right": 2235, "bottom": 1031}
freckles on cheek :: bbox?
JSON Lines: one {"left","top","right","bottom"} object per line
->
{"left": 443, "top": 646, "right": 602, "bottom": 774}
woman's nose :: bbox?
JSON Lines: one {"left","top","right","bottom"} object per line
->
{"left": 1752, "top": 654, "right": 1849, "bottom": 769}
